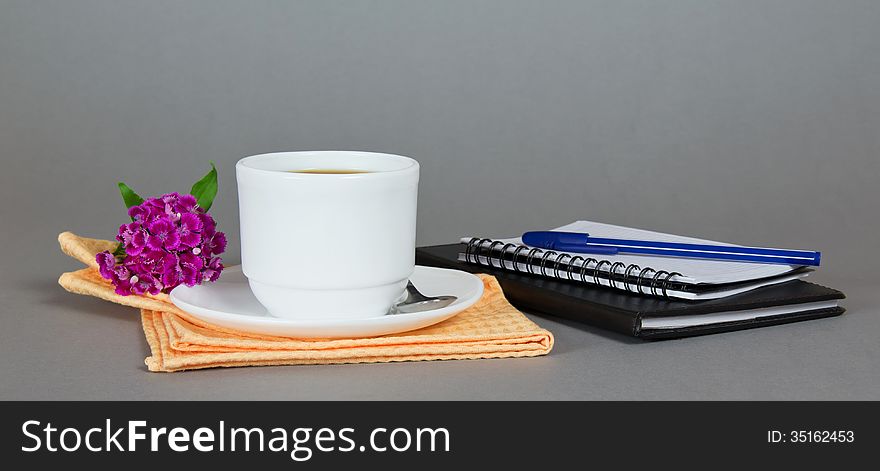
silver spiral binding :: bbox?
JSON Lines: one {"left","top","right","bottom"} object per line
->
{"left": 460, "top": 238, "right": 681, "bottom": 298}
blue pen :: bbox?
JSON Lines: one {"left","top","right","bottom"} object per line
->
{"left": 521, "top": 231, "right": 619, "bottom": 255}
{"left": 522, "top": 231, "right": 821, "bottom": 266}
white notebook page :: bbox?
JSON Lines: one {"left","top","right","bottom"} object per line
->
{"left": 496, "top": 220, "right": 798, "bottom": 284}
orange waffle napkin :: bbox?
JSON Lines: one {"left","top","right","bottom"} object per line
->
{"left": 58, "top": 232, "right": 554, "bottom": 372}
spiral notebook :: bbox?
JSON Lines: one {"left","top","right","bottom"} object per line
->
{"left": 459, "top": 221, "right": 811, "bottom": 301}
{"left": 416, "top": 242, "right": 844, "bottom": 339}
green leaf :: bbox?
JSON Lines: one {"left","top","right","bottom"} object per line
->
{"left": 117, "top": 182, "right": 144, "bottom": 212}
{"left": 112, "top": 242, "right": 127, "bottom": 260}
{"left": 190, "top": 161, "right": 218, "bottom": 211}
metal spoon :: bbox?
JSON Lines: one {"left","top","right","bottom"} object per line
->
{"left": 390, "top": 281, "right": 457, "bottom": 314}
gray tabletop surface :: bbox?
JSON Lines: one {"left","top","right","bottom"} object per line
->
{"left": 1, "top": 251, "right": 876, "bottom": 400}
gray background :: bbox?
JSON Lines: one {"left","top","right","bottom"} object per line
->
{"left": 1, "top": 0, "right": 878, "bottom": 400}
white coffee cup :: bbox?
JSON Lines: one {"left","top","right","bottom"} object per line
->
{"left": 236, "top": 151, "right": 419, "bottom": 319}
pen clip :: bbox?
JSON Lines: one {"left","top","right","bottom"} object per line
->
{"left": 522, "top": 231, "right": 619, "bottom": 255}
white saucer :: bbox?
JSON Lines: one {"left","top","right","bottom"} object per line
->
{"left": 169, "top": 265, "right": 484, "bottom": 338}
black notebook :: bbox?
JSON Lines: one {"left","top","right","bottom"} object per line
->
{"left": 416, "top": 244, "right": 846, "bottom": 339}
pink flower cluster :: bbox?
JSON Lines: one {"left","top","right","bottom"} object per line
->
{"left": 96, "top": 192, "right": 226, "bottom": 296}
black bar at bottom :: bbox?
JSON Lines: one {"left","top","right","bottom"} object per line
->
{"left": 1, "top": 401, "right": 875, "bottom": 466}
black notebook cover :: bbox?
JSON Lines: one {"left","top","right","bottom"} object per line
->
{"left": 416, "top": 244, "right": 846, "bottom": 339}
